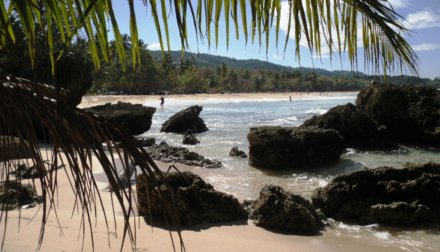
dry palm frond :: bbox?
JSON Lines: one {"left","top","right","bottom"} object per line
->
{"left": 1, "top": 0, "right": 418, "bottom": 76}
{"left": 0, "top": 76, "right": 182, "bottom": 251}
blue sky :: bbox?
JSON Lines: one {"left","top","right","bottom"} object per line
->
{"left": 112, "top": 0, "right": 440, "bottom": 79}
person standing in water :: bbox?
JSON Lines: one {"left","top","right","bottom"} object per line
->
{"left": 160, "top": 96, "right": 165, "bottom": 106}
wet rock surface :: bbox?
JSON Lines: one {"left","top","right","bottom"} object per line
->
{"left": 85, "top": 102, "right": 156, "bottom": 135}
{"left": 356, "top": 83, "right": 440, "bottom": 146}
{"left": 146, "top": 142, "right": 221, "bottom": 168}
{"left": 229, "top": 146, "right": 247, "bottom": 158}
{"left": 137, "top": 171, "right": 247, "bottom": 226}
{"left": 302, "top": 103, "right": 396, "bottom": 149}
{"left": 311, "top": 162, "right": 440, "bottom": 226}
{"left": 247, "top": 126, "right": 344, "bottom": 169}
{"left": 161, "top": 105, "right": 208, "bottom": 133}
{"left": 182, "top": 130, "right": 200, "bottom": 145}
{"left": 246, "top": 185, "right": 323, "bottom": 233}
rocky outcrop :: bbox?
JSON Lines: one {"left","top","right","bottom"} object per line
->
{"left": 11, "top": 164, "right": 47, "bottom": 179}
{"left": 85, "top": 102, "right": 156, "bottom": 135}
{"left": 146, "top": 142, "right": 221, "bottom": 168}
{"left": 311, "top": 162, "right": 440, "bottom": 226}
{"left": 229, "top": 146, "right": 247, "bottom": 158}
{"left": 246, "top": 185, "right": 323, "bottom": 233}
{"left": 182, "top": 130, "right": 200, "bottom": 145}
{"left": 0, "top": 181, "right": 41, "bottom": 210}
{"left": 0, "top": 136, "right": 32, "bottom": 161}
{"left": 356, "top": 83, "right": 440, "bottom": 146}
{"left": 136, "top": 171, "right": 248, "bottom": 226}
{"left": 302, "top": 103, "right": 396, "bottom": 149}
{"left": 161, "top": 105, "right": 208, "bottom": 133}
{"left": 247, "top": 126, "right": 344, "bottom": 169}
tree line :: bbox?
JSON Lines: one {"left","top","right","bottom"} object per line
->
{"left": 1, "top": 20, "right": 439, "bottom": 96}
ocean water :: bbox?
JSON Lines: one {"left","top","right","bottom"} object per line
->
{"left": 141, "top": 93, "right": 440, "bottom": 251}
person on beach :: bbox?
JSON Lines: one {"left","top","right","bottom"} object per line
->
{"left": 160, "top": 96, "right": 165, "bottom": 106}
{"left": 289, "top": 96, "right": 292, "bottom": 101}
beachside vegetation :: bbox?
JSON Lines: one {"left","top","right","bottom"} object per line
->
{"left": 0, "top": 0, "right": 423, "bottom": 250}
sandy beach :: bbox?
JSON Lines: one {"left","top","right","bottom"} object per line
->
{"left": 78, "top": 91, "right": 358, "bottom": 108}
{"left": 2, "top": 92, "right": 419, "bottom": 252}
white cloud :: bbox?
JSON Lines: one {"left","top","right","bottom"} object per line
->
{"left": 147, "top": 42, "right": 161, "bottom": 50}
{"left": 404, "top": 10, "right": 440, "bottom": 30}
{"left": 387, "top": 0, "right": 409, "bottom": 9}
{"left": 412, "top": 43, "right": 440, "bottom": 51}
{"left": 273, "top": 54, "right": 283, "bottom": 60}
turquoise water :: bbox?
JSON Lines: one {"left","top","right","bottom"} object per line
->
{"left": 141, "top": 93, "right": 440, "bottom": 251}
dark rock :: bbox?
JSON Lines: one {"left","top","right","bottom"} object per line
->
{"left": 182, "top": 130, "right": 200, "bottom": 145}
{"left": 136, "top": 137, "right": 156, "bottom": 147}
{"left": 311, "top": 162, "right": 440, "bottom": 226}
{"left": 247, "top": 126, "right": 344, "bottom": 169}
{"left": 136, "top": 171, "right": 248, "bottom": 226}
{"left": 161, "top": 105, "right": 208, "bottom": 133}
{"left": 247, "top": 185, "right": 323, "bottom": 233}
{"left": 0, "top": 136, "right": 32, "bottom": 161}
{"left": 85, "top": 102, "right": 156, "bottom": 135}
{"left": 229, "top": 146, "right": 247, "bottom": 158}
{"left": 356, "top": 83, "right": 440, "bottom": 146}
{"left": 302, "top": 103, "right": 396, "bottom": 149}
{"left": 146, "top": 142, "right": 222, "bottom": 168}
{"left": 0, "top": 181, "right": 39, "bottom": 210}
{"left": 11, "top": 164, "right": 47, "bottom": 179}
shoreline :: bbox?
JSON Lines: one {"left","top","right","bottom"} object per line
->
{"left": 78, "top": 91, "right": 358, "bottom": 108}
{"left": 2, "top": 154, "right": 404, "bottom": 252}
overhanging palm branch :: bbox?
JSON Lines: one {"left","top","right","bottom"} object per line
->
{"left": 0, "top": 76, "right": 183, "bottom": 251}
{"left": 1, "top": 0, "right": 418, "bottom": 75}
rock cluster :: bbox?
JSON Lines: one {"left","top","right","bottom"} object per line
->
{"left": 161, "top": 105, "right": 208, "bottom": 133}
{"left": 246, "top": 185, "right": 323, "bottom": 233}
{"left": 0, "top": 181, "right": 41, "bottom": 210}
{"left": 302, "top": 103, "right": 395, "bottom": 149}
{"left": 356, "top": 83, "right": 440, "bottom": 146}
{"left": 247, "top": 126, "right": 344, "bottom": 169}
{"left": 146, "top": 142, "right": 221, "bottom": 168}
{"left": 229, "top": 146, "right": 247, "bottom": 158}
{"left": 85, "top": 102, "right": 156, "bottom": 136}
{"left": 136, "top": 171, "right": 247, "bottom": 226}
{"left": 311, "top": 162, "right": 440, "bottom": 226}
{"left": 182, "top": 130, "right": 200, "bottom": 145}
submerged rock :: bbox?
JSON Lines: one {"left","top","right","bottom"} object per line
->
{"left": 302, "top": 103, "right": 396, "bottom": 149}
{"left": 161, "top": 105, "right": 208, "bottom": 133}
{"left": 146, "top": 142, "right": 221, "bottom": 168}
{"left": 182, "top": 130, "right": 200, "bottom": 145}
{"left": 311, "top": 162, "right": 440, "bottom": 226}
{"left": 85, "top": 102, "right": 156, "bottom": 136}
{"left": 356, "top": 83, "right": 440, "bottom": 146}
{"left": 229, "top": 146, "right": 247, "bottom": 158}
{"left": 136, "top": 171, "right": 248, "bottom": 226}
{"left": 247, "top": 126, "right": 344, "bottom": 169}
{"left": 247, "top": 185, "right": 323, "bottom": 233}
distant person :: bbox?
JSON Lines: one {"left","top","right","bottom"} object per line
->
{"left": 160, "top": 96, "right": 165, "bottom": 106}
{"left": 289, "top": 96, "right": 292, "bottom": 101}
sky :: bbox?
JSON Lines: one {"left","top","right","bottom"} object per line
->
{"left": 112, "top": 0, "right": 440, "bottom": 79}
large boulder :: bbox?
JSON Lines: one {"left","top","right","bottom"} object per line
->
{"left": 302, "top": 103, "right": 396, "bottom": 149}
{"left": 0, "top": 136, "right": 32, "bottom": 161}
{"left": 136, "top": 171, "right": 248, "bottom": 226}
{"left": 161, "top": 105, "right": 208, "bottom": 133}
{"left": 311, "top": 162, "right": 440, "bottom": 226}
{"left": 85, "top": 102, "right": 156, "bottom": 135}
{"left": 246, "top": 185, "right": 323, "bottom": 234}
{"left": 146, "top": 142, "right": 222, "bottom": 168}
{"left": 356, "top": 83, "right": 440, "bottom": 146}
{"left": 247, "top": 126, "right": 344, "bottom": 169}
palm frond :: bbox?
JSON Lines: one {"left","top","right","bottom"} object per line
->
{"left": 1, "top": 0, "right": 418, "bottom": 75}
{"left": 0, "top": 76, "right": 182, "bottom": 250}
